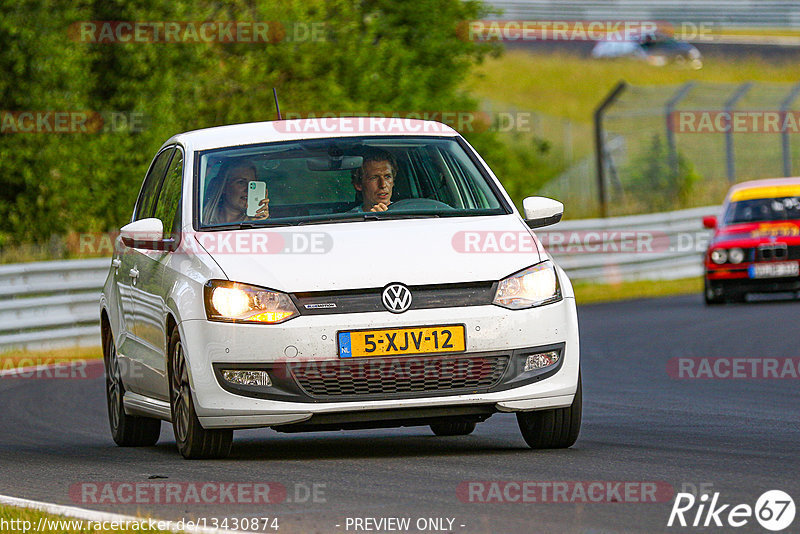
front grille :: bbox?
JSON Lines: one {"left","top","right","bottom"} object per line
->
{"left": 758, "top": 243, "right": 789, "bottom": 261}
{"left": 292, "top": 281, "right": 497, "bottom": 315}
{"left": 290, "top": 355, "right": 509, "bottom": 398}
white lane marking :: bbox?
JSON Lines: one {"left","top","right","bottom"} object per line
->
{"left": 0, "top": 493, "right": 257, "bottom": 534}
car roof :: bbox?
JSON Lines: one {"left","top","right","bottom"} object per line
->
{"left": 728, "top": 177, "right": 800, "bottom": 202}
{"left": 164, "top": 118, "right": 460, "bottom": 152}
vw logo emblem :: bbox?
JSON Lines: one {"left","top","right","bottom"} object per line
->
{"left": 382, "top": 283, "right": 412, "bottom": 313}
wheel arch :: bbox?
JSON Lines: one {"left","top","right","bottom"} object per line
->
{"left": 100, "top": 308, "right": 112, "bottom": 356}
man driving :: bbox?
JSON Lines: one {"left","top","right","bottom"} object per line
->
{"left": 351, "top": 149, "right": 396, "bottom": 212}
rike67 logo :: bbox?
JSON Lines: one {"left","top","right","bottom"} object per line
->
{"left": 668, "top": 490, "right": 795, "bottom": 531}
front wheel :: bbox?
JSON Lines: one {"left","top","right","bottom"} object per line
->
{"left": 169, "top": 327, "right": 233, "bottom": 459}
{"left": 103, "top": 328, "right": 161, "bottom": 447}
{"left": 517, "top": 373, "right": 581, "bottom": 449}
{"left": 704, "top": 279, "right": 724, "bottom": 305}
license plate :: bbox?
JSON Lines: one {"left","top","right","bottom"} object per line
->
{"left": 338, "top": 325, "right": 466, "bottom": 358}
{"left": 748, "top": 261, "right": 800, "bottom": 278}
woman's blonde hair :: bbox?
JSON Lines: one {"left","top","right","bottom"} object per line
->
{"left": 202, "top": 159, "right": 258, "bottom": 224}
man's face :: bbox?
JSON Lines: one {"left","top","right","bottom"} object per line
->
{"left": 355, "top": 160, "right": 394, "bottom": 209}
{"left": 222, "top": 165, "right": 255, "bottom": 212}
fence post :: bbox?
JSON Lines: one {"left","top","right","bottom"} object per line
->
{"left": 664, "top": 82, "right": 695, "bottom": 176}
{"left": 780, "top": 82, "right": 800, "bottom": 177}
{"left": 594, "top": 81, "right": 627, "bottom": 218}
{"left": 724, "top": 82, "right": 753, "bottom": 182}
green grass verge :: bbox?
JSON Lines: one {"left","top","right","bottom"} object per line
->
{"left": 573, "top": 277, "right": 703, "bottom": 304}
{"left": 468, "top": 49, "right": 800, "bottom": 124}
{"left": 0, "top": 504, "right": 175, "bottom": 533}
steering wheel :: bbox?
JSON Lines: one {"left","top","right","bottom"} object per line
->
{"left": 387, "top": 198, "right": 453, "bottom": 211}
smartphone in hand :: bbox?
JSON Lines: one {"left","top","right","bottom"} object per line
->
{"left": 247, "top": 181, "right": 266, "bottom": 217}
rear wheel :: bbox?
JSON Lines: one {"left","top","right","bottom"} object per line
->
{"left": 430, "top": 421, "right": 476, "bottom": 436}
{"left": 103, "top": 328, "right": 161, "bottom": 447}
{"left": 517, "top": 374, "right": 581, "bottom": 449}
{"left": 168, "top": 327, "right": 233, "bottom": 459}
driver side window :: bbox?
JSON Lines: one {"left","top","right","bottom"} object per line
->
{"left": 134, "top": 147, "right": 175, "bottom": 221}
{"left": 153, "top": 148, "right": 184, "bottom": 239}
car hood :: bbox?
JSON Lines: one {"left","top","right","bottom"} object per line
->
{"left": 196, "top": 215, "right": 543, "bottom": 292}
{"left": 712, "top": 220, "right": 800, "bottom": 245}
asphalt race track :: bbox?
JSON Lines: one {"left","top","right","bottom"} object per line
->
{"left": 1, "top": 294, "right": 799, "bottom": 533}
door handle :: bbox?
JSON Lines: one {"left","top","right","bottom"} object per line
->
{"left": 111, "top": 258, "right": 121, "bottom": 269}
{"left": 129, "top": 267, "right": 139, "bottom": 279}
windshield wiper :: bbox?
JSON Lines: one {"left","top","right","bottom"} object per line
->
{"left": 372, "top": 212, "right": 441, "bottom": 220}
{"left": 210, "top": 221, "right": 299, "bottom": 230}
{"left": 298, "top": 214, "right": 379, "bottom": 225}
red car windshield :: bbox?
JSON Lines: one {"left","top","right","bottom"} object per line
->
{"left": 724, "top": 196, "right": 800, "bottom": 224}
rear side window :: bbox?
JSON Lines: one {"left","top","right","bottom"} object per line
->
{"left": 134, "top": 147, "right": 174, "bottom": 221}
{"left": 153, "top": 148, "right": 184, "bottom": 238}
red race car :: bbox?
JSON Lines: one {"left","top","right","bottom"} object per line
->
{"left": 703, "top": 177, "right": 800, "bottom": 305}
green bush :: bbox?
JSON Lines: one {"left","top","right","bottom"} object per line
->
{"left": 622, "top": 133, "right": 701, "bottom": 212}
{"left": 1, "top": 0, "right": 514, "bottom": 248}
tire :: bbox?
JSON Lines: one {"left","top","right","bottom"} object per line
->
{"left": 430, "top": 421, "right": 476, "bottom": 436}
{"left": 517, "top": 373, "right": 581, "bottom": 449}
{"left": 103, "top": 328, "right": 161, "bottom": 447}
{"left": 168, "top": 327, "right": 233, "bottom": 459}
{"left": 704, "top": 279, "right": 723, "bottom": 305}
{"left": 726, "top": 293, "right": 746, "bottom": 304}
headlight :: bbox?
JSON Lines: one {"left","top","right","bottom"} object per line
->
{"left": 493, "top": 261, "right": 561, "bottom": 309}
{"left": 728, "top": 247, "right": 745, "bottom": 264}
{"left": 204, "top": 280, "right": 299, "bottom": 324}
{"left": 710, "top": 249, "right": 727, "bottom": 264}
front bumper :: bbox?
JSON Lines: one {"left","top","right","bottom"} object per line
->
{"left": 706, "top": 275, "right": 800, "bottom": 295}
{"left": 177, "top": 297, "right": 579, "bottom": 429}
{"left": 706, "top": 264, "right": 800, "bottom": 295}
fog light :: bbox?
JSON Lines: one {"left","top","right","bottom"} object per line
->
{"left": 524, "top": 351, "right": 560, "bottom": 372}
{"left": 222, "top": 370, "right": 272, "bottom": 387}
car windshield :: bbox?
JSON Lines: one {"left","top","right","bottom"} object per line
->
{"left": 196, "top": 136, "right": 507, "bottom": 229}
{"left": 724, "top": 196, "right": 800, "bottom": 224}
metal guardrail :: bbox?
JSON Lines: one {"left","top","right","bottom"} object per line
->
{"left": 0, "top": 206, "right": 718, "bottom": 352}
{"left": 544, "top": 205, "right": 717, "bottom": 282}
{"left": 0, "top": 258, "right": 109, "bottom": 352}
{"left": 487, "top": 1, "right": 800, "bottom": 29}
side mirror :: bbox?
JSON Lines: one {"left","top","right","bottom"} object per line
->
{"left": 702, "top": 216, "right": 717, "bottom": 229}
{"left": 120, "top": 218, "right": 175, "bottom": 250}
{"left": 523, "top": 196, "right": 564, "bottom": 229}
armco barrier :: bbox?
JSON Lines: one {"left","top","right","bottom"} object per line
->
{"left": 487, "top": 1, "right": 800, "bottom": 29}
{"left": 542, "top": 205, "right": 717, "bottom": 283}
{"left": 0, "top": 206, "right": 718, "bottom": 352}
{"left": 0, "top": 258, "right": 109, "bottom": 352}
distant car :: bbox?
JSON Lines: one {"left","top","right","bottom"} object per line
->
{"left": 100, "top": 118, "right": 581, "bottom": 459}
{"left": 591, "top": 32, "right": 702, "bottom": 69}
{"left": 703, "top": 177, "right": 800, "bottom": 304}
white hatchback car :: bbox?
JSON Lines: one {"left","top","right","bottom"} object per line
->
{"left": 100, "top": 118, "right": 581, "bottom": 459}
